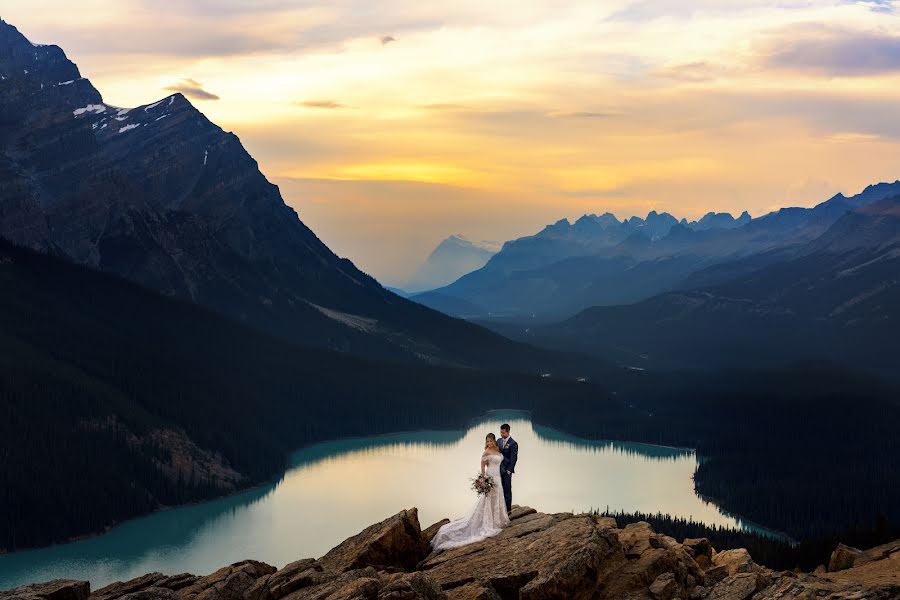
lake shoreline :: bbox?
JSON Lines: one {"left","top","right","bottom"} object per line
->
{"left": 2, "top": 408, "right": 777, "bottom": 568}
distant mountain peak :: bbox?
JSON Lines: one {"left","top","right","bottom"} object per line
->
{"left": 438, "top": 234, "right": 501, "bottom": 253}
{"left": 404, "top": 233, "right": 501, "bottom": 292}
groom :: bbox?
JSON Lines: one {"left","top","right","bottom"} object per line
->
{"left": 498, "top": 423, "right": 518, "bottom": 513}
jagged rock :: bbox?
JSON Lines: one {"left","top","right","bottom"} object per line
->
{"left": 444, "top": 583, "right": 500, "bottom": 600}
{"left": 600, "top": 545, "right": 702, "bottom": 599}
{"left": 420, "top": 509, "right": 621, "bottom": 599}
{"left": 649, "top": 572, "right": 678, "bottom": 600}
{"left": 618, "top": 522, "right": 656, "bottom": 558}
{"left": 253, "top": 559, "right": 323, "bottom": 600}
{"left": 88, "top": 562, "right": 274, "bottom": 600}
{"left": 115, "top": 589, "right": 181, "bottom": 600}
{"left": 702, "top": 565, "right": 730, "bottom": 587}
{"left": 711, "top": 549, "right": 755, "bottom": 576}
{"left": 651, "top": 535, "right": 679, "bottom": 551}
{"left": 753, "top": 572, "right": 900, "bottom": 599}
{"left": 422, "top": 520, "right": 450, "bottom": 545}
{"left": 1, "top": 580, "right": 90, "bottom": 600}
{"left": 180, "top": 561, "right": 276, "bottom": 600}
{"left": 282, "top": 567, "right": 381, "bottom": 599}
{"left": 13, "top": 508, "right": 900, "bottom": 600}
{"left": 706, "top": 572, "right": 769, "bottom": 600}
{"left": 92, "top": 575, "right": 181, "bottom": 600}
{"left": 591, "top": 516, "right": 618, "bottom": 530}
{"left": 376, "top": 572, "right": 445, "bottom": 599}
{"left": 265, "top": 567, "right": 445, "bottom": 600}
{"left": 683, "top": 538, "right": 713, "bottom": 570}
{"left": 319, "top": 508, "right": 429, "bottom": 573}
{"left": 829, "top": 543, "right": 863, "bottom": 572}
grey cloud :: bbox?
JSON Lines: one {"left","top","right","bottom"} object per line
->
{"left": 163, "top": 78, "right": 220, "bottom": 100}
{"left": 57, "top": 2, "right": 440, "bottom": 59}
{"left": 761, "top": 26, "right": 900, "bottom": 76}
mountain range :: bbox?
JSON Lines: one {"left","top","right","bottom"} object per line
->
{"left": 487, "top": 193, "right": 900, "bottom": 376}
{"left": 0, "top": 18, "right": 587, "bottom": 373}
{"left": 403, "top": 234, "right": 500, "bottom": 293}
{"left": 413, "top": 182, "right": 900, "bottom": 320}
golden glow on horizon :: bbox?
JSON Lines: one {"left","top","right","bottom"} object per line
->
{"left": 7, "top": 1, "right": 900, "bottom": 284}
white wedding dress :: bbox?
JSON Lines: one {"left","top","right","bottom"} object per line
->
{"left": 431, "top": 453, "right": 510, "bottom": 551}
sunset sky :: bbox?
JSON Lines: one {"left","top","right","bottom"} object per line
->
{"left": 8, "top": 1, "right": 900, "bottom": 285}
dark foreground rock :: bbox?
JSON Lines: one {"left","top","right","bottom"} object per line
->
{"left": 4, "top": 507, "right": 899, "bottom": 600}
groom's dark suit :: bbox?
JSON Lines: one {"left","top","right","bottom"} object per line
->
{"left": 498, "top": 436, "right": 518, "bottom": 513}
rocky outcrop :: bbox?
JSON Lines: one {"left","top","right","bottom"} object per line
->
{"left": 0, "top": 581, "right": 90, "bottom": 600}
{"left": 319, "top": 508, "right": 430, "bottom": 573}
{"left": 5, "top": 508, "right": 899, "bottom": 600}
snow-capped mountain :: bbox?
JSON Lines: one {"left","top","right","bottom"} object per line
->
{"left": 0, "top": 18, "right": 572, "bottom": 371}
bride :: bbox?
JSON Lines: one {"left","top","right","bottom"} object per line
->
{"left": 431, "top": 433, "right": 510, "bottom": 551}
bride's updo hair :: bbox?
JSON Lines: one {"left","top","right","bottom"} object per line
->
{"left": 485, "top": 432, "right": 498, "bottom": 450}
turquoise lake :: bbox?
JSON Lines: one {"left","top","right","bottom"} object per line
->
{"left": 0, "top": 410, "right": 769, "bottom": 590}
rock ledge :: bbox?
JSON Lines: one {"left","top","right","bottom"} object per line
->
{"left": 3, "top": 507, "right": 899, "bottom": 600}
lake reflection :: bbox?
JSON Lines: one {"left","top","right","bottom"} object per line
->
{"left": 0, "top": 410, "right": 757, "bottom": 590}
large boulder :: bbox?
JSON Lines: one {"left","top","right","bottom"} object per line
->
{"left": 376, "top": 572, "right": 445, "bottom": 599}
{"left": 249, "top": 567, "right": 445, "bottom": 600}
{"left": 1, "top": 580, "right": 90, "bottom": 600}
{"left": 705, "top": 572, "right": 768, "bottom": 600}
{"left": 91, "top": 574, "right": 199, "bottom": 600}
{"left": 419, "top": 509, "right": 622, "bottom": 600}
{"left": 710, "top": 549, "right": 756, "bottom": 576}
{"left": 828, "top": 543, "right": 863, "bottom": 573}
{"left": 599, "top": 546, "right": 702, "bottom": 600}
{"left": 444, "top": 583, "right": 500, "bottom": 600}
{"left": 649, "top": 572, "right": 678, "bottom": 600}
{"left": 683, "top": 538, "right": 713, "bottom": 570}
{"left": 246, "top": 559, "right": 333, "bottom": 600}
{"left": 617, "top": 522, "right": 655, "bottom": 558}
{"left": 319, "top": 508, "right": 429, "bottom": 573}
{"left": 88, "top": 562, "right": 275, "bottom": 600}
{"left": 179, "top": 561, "right": 276, "bottom": 600}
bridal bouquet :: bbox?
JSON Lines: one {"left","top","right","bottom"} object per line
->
{"left": 471, "top": 473, "right": 495, "bottom": 496}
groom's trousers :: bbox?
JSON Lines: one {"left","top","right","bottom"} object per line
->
{"left": 501, "top": 471, "right": 512, "bottom": 513}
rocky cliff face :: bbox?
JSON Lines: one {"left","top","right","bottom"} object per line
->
{"left": 0, "top": 18, "right": 567, "bottom": 370}
{"left": 5, "top": 507, "right": 898, "bottom": 600}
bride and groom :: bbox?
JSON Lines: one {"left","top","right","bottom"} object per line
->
{"left": 431, "top": 423, "right": 519, "bottom": 551}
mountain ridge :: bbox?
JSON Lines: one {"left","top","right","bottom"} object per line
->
{"left": 0, "top": 18, "right": 591, "bottom": 373}
{"left": 414, "top": 180, "right": 900, "bottom": 320}
{"left": 504, "top": 194, "right": 900, "bottom": 375}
